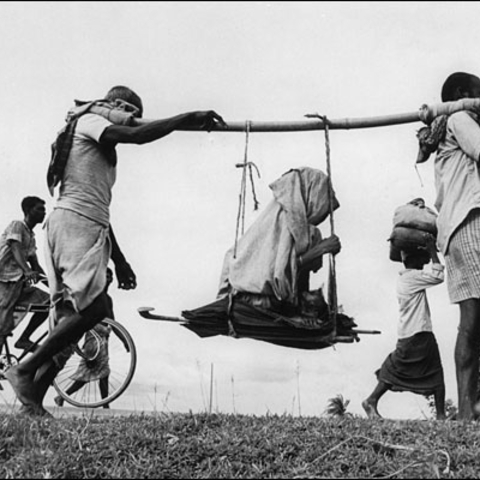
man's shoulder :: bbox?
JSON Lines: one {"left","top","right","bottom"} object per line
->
{"left": 448, "top": 109, "right": 480, "bottom": 125}
{"left": 0, "top": 220, "right": 29, "bottom": 246}
{"left": 4, "top": 220, "right": 26, "bottom": 232}
{"left": 74, "top": 113, "right": 114, "bottom": 144}
{"left": 76, "top": 113, "right": 113, "bottom": 129}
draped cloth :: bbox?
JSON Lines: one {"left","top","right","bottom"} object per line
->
{"left": 376, "top": 331, "right": 444, "bottom": 395}
{"left": 181, "top": 296, "right": 357, "bottom": 350}
{"left": 217, "top": 167, "right": 339, "bottom": 307}
{"left": 179, "top": 167, "right": 362, "bottom": 350}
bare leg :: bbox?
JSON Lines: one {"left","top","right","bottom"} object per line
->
{"left": 65, "top": 380, "right": 87, "bottom": 396}
{"left": 0, "top": 303, "right": 16, "bottom": 353}
{"left": 99, "top": 376, "right": 110, "bottom": 408}
{"left": 455, "top": 299, "right": 480, "bottom": 420}
{"left": 56, "top": 377, "right": 87, "bottom": 397}
{"left": 22, "top": 359, "right": 60, "bottom": 416}
{"left": 55, "top": 379, "right": 109, "bottom": 408}
{"left": 362, "top": 381, "right": 389, "bottom": 418}
{"left": 15, "top": 311, "right": 49, "bottom": 350}
{"left": 54, "top": 379, "right": 87, "bottom": 407}
{"left": 6, "top": 293, "right": 109, "bottom": 408}
{"left": 434, "top": 384, "right": 446, "bottom": 420}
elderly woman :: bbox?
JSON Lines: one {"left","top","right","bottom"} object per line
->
{"left": 217, "top": 166, "right": 341, "bottom": 317}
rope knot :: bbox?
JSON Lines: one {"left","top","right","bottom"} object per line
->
{"left": 233, "top": 121, "right": 262, "bottom": 257}
{"left": 304, "top": 112, "right": 330, "bottom": 126}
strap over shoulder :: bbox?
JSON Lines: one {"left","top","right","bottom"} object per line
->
{"left": 47, "top": 99, "right": 137, "bottom": 196}
{"left": 47, "top": 118, "right": 78, "bottom": 196}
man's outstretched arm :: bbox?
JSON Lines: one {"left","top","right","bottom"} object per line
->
{"left": 100, "top": 110, "right": 227, "bottom": 146}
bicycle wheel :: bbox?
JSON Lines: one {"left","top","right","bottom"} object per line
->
{"left": 53, "top": 318, "right": 137, "bottom": 408}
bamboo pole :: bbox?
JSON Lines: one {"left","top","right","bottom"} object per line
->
{"left": 177, "top": 98, "right": 480, "bottom": 133}
{"left": 183, "top": 112, "right": 421, "bottom": 132}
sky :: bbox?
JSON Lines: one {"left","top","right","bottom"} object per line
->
{"left": 1, "top": 1, "right": 480, "bottom": 419}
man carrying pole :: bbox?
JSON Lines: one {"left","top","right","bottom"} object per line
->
{"left": 6, "top": 85, "right": 227, "bottom": 416}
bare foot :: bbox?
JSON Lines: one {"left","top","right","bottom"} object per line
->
{"left": 19, "top": 404, "right": 53, "bottom": 418}
{"left": 362, "top": 399, "right": 382, "bottom": 419}
{"left": 473, "top": 401, "right": 480, "bottom": 419}
{"left": 4, "top": 365, "right": 38, "bottom": 407}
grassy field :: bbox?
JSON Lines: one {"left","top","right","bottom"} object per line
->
{"left": 1, "top": 409, "right": 479, "bottom": 479}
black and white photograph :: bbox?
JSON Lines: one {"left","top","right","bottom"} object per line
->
{"left": 1, "top": 1, "right": 480, "bottom": 478}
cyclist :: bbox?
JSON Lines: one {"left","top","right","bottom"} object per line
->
{"left": 0, "top": 197, "right": 50, "bottom": 354}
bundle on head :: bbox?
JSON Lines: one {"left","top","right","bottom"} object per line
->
{"left": 388, "top": 198, "right": 437, "bottom": 262}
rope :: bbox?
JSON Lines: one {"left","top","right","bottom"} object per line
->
{"left": 232, "top": 115, "right": 338, "bottom": 338}
{"left": 414, "top": 163, "right": 425, "bottom": 187}
{"left": 233, "top": 121, "right": 261, "bottom": 258}
{"left": 322, "top": 115, "right": 338, "bottom": 339}
{"left": 248, "top": 162, "right": 261, "bottom": 211}
{"left": 227, "top": 292, "right": 239, "bottom": 338}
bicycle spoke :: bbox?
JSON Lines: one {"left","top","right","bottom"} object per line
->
{"left": 53, "top": 319, "right": 136, "bottom": 408}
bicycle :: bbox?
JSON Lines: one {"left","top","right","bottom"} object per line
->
{"left": 0, "top": 299, "right": 137, "bottom": 409}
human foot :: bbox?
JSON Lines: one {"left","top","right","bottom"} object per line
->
{"left": 473, "top": 401, "right": 480, "bottom": 420}
{"left": 19, "top": 404, "right": 53, "bottom": 418}
{"left": 4, "top": 365, "right": 38, "bottom": 407}
{"left": 362, "top": 399, "right": 382, "bottom": 419}
{"left": 54, "top": 395, "right": 64, "bottom": 407}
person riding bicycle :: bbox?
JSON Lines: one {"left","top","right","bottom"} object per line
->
{"left": 0, "top": 196, "right": 50, "bottom": 354}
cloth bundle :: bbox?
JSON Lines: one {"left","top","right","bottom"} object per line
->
{"left": 388, "top": 199, "right": 438, "bottom": 262}
{"left": 416, "top": 98, "right": 480, "bottom": 164}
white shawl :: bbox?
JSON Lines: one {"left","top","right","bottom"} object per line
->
{"left": 218, "top": 167, "right": 339, "bottom": 305}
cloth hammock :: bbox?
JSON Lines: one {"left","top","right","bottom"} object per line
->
{"left": 180, "top": 294, "right": 359, "bottom": 350}
{"left": 139, "top": 120, "right": 382, "bottom": 349}
{"left": 138, "top": 291, "right": 369, "bottom": 350}
{"left": 139, "top": 164, "right": 379, "bottom": 350}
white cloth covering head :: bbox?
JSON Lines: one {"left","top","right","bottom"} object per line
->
{"left": 218, "top": 166, "right": 339, "bottom": 305}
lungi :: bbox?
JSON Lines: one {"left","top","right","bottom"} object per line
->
{"left": 44, "top": 208, "right": 110, "bottom": 315}
{"left": 376, "top": 331, "right": 444, "bottom": 396}
{"left": 43, "top": 208, "right": 111, "bottom": 369}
